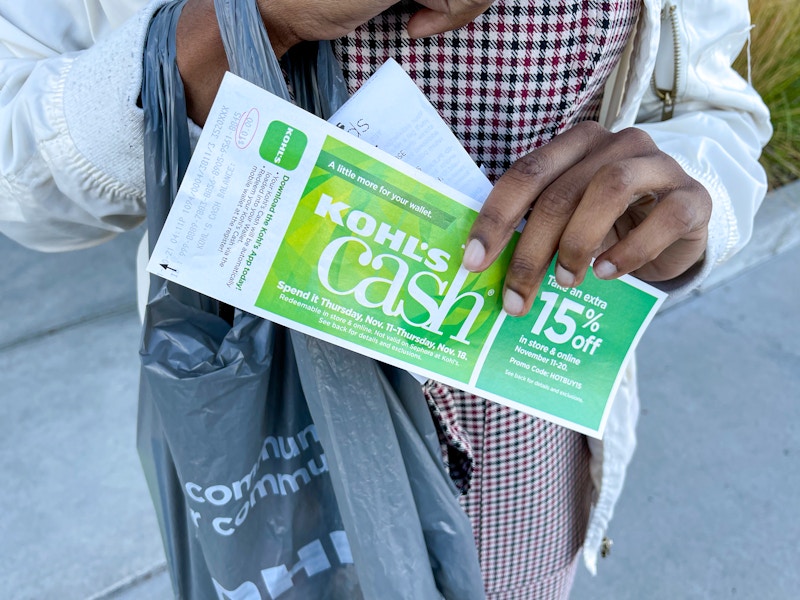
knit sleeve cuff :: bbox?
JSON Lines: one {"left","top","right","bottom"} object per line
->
{"left": 57, "top": 0, "right": 170, "bottom": 223}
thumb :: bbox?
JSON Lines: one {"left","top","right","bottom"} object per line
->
{"left": 406, "top": 5, "right": 488, "bottom": 38}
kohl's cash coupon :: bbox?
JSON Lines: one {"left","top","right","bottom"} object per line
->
{"left": 148, "top": 72, "right": 666, "bottom": 438}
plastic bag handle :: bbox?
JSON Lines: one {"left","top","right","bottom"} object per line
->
{"left": 212, "top": 0, "right": 291, "bottom": 99}
{"left": 213, "top": 0, "right": 349, "bottom": 117}
{"left": 142, "top": 0, "right": 191, "bottom": 254}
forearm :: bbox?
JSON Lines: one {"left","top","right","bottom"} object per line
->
{"left": 632, "top": 0, "right": 772, "bottom": 297}
{"left": 175, "top": 0, "right": 298, "bottom": 125}
{"left": 0, "top": 1, "right": 166, "bottom": 251}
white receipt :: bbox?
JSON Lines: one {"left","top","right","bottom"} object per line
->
{"left": 328, "top": 59, "right": 493, "bottom": 203}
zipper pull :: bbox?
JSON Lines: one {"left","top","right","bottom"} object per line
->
{"left": 660, "top": 90, "right": 675, "bottom": 121}
{"left": 652, "top": 3, "right": 681, "bottom": 121}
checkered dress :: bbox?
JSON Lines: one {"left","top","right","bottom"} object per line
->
{"left": 333, "top": 1, "right": 640, "bottom": 597}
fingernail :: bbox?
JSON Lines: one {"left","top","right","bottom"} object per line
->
{"left": 555, "top": 263, "right": 575, "bottom": 287}
{"left": 462, "top": 239, "right": 486, "bottom": 271}
{"left": 503, "top": 288, "right": 525, "bottom": 316}
{"left": 593, "top": 260, "right": 617, "bottom": 279}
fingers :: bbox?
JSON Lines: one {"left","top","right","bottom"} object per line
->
{"left": 463, "top": 121, "right": 606, "bottom": 273}
{"left": 595, "top": 186, "right": 711, "bottom": 282}
{"left": 555, "top": 153, "right": 688, "bottom": 286}
{"left": 258, "top": 0, "right": 400, "bottom": 53}
{"left": 464, "top": 122, "right": 622, "bottom": 316}
{"left": 407, "top": 1, "right": 495, "bottom": 38}
{"left": 462, "top": 124, "right": 711, "bottom": 317}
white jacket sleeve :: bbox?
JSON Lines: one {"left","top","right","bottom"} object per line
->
{"left": 0, "top": 0, "right": 166, "bottom": 252}
{"left": 631, "top": 0, "right": 772, "bottom": 298}
{"left": 583, "top": 0, "right": 772, "bottom": 573}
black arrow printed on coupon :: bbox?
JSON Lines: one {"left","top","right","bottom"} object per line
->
{"left": 160, "top": 263, "right": 177, "bottom": 272}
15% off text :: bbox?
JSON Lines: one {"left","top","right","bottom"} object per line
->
{"left": 529, "top": 290, "right": 604, "bottom": 356}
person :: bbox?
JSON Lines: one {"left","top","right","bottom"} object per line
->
{"left": 0, "top": 0, "right": 771, "bottom": 597}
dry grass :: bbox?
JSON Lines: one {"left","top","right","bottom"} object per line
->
{"left": 734, "top": 0, "right": 800, "bottom": 188}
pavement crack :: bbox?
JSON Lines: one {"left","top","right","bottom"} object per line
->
{"left": 0, "top": 304, "right": 138, "bottom": 353}
{"left": 86, "top": 561, "right": 169, "bottom": 600}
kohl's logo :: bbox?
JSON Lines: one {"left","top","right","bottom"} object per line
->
{"left": 259, "top": 121, "right": 307, "bottom": 171}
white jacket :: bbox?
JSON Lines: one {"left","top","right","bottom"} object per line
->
{"left": 0, "top": 0, "right": 771, "bottom": 576}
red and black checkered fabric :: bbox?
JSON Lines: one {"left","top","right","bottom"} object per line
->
{"left": 333, "top": 0, "right": 640, "bottom": 181}
{"left": 422, "top": 381, "right": 593, "bottom": 598}
{"left": 333, "top": 1, "right": 639, "bottom": 597}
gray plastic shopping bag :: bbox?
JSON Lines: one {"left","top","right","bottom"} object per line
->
{"left": 138, "top": 1, "right": 485, "bottom": 598}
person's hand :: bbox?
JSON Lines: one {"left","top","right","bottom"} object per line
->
{"left": 253, "top": 0, "right": 499, "bottom": 53}
{"left": 176, "top": 0, "right": 403, "bottom": 125}
{"left": 176, "top": 0, "right": 494, "bottom": 125}
{"left": 460, "top": 121, "right": 712, "bottom": 316}
{"left": 259, "top": 0, "right": 497, "bottom": 49}
{"left": 256, "top": 0, "right": 401, "bottom": 58}
{"left": 406, "top": 0, "right": 497, "bottom": 38}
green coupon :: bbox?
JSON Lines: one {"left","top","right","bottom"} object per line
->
{"left": 474, "top": 263, "right": 660, "bottom": 432}
{"left": 148, "top": 72, "right": 666, "bottom": 438}
{"left": 254, "top": 136, "right": 512, "bottom": 383}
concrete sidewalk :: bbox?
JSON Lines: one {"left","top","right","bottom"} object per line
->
{"left": 0, "top": 227, "right": 166, "bottom": 599}
{"left": 1, "top": 182, "right": 798, "bottom": 599}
